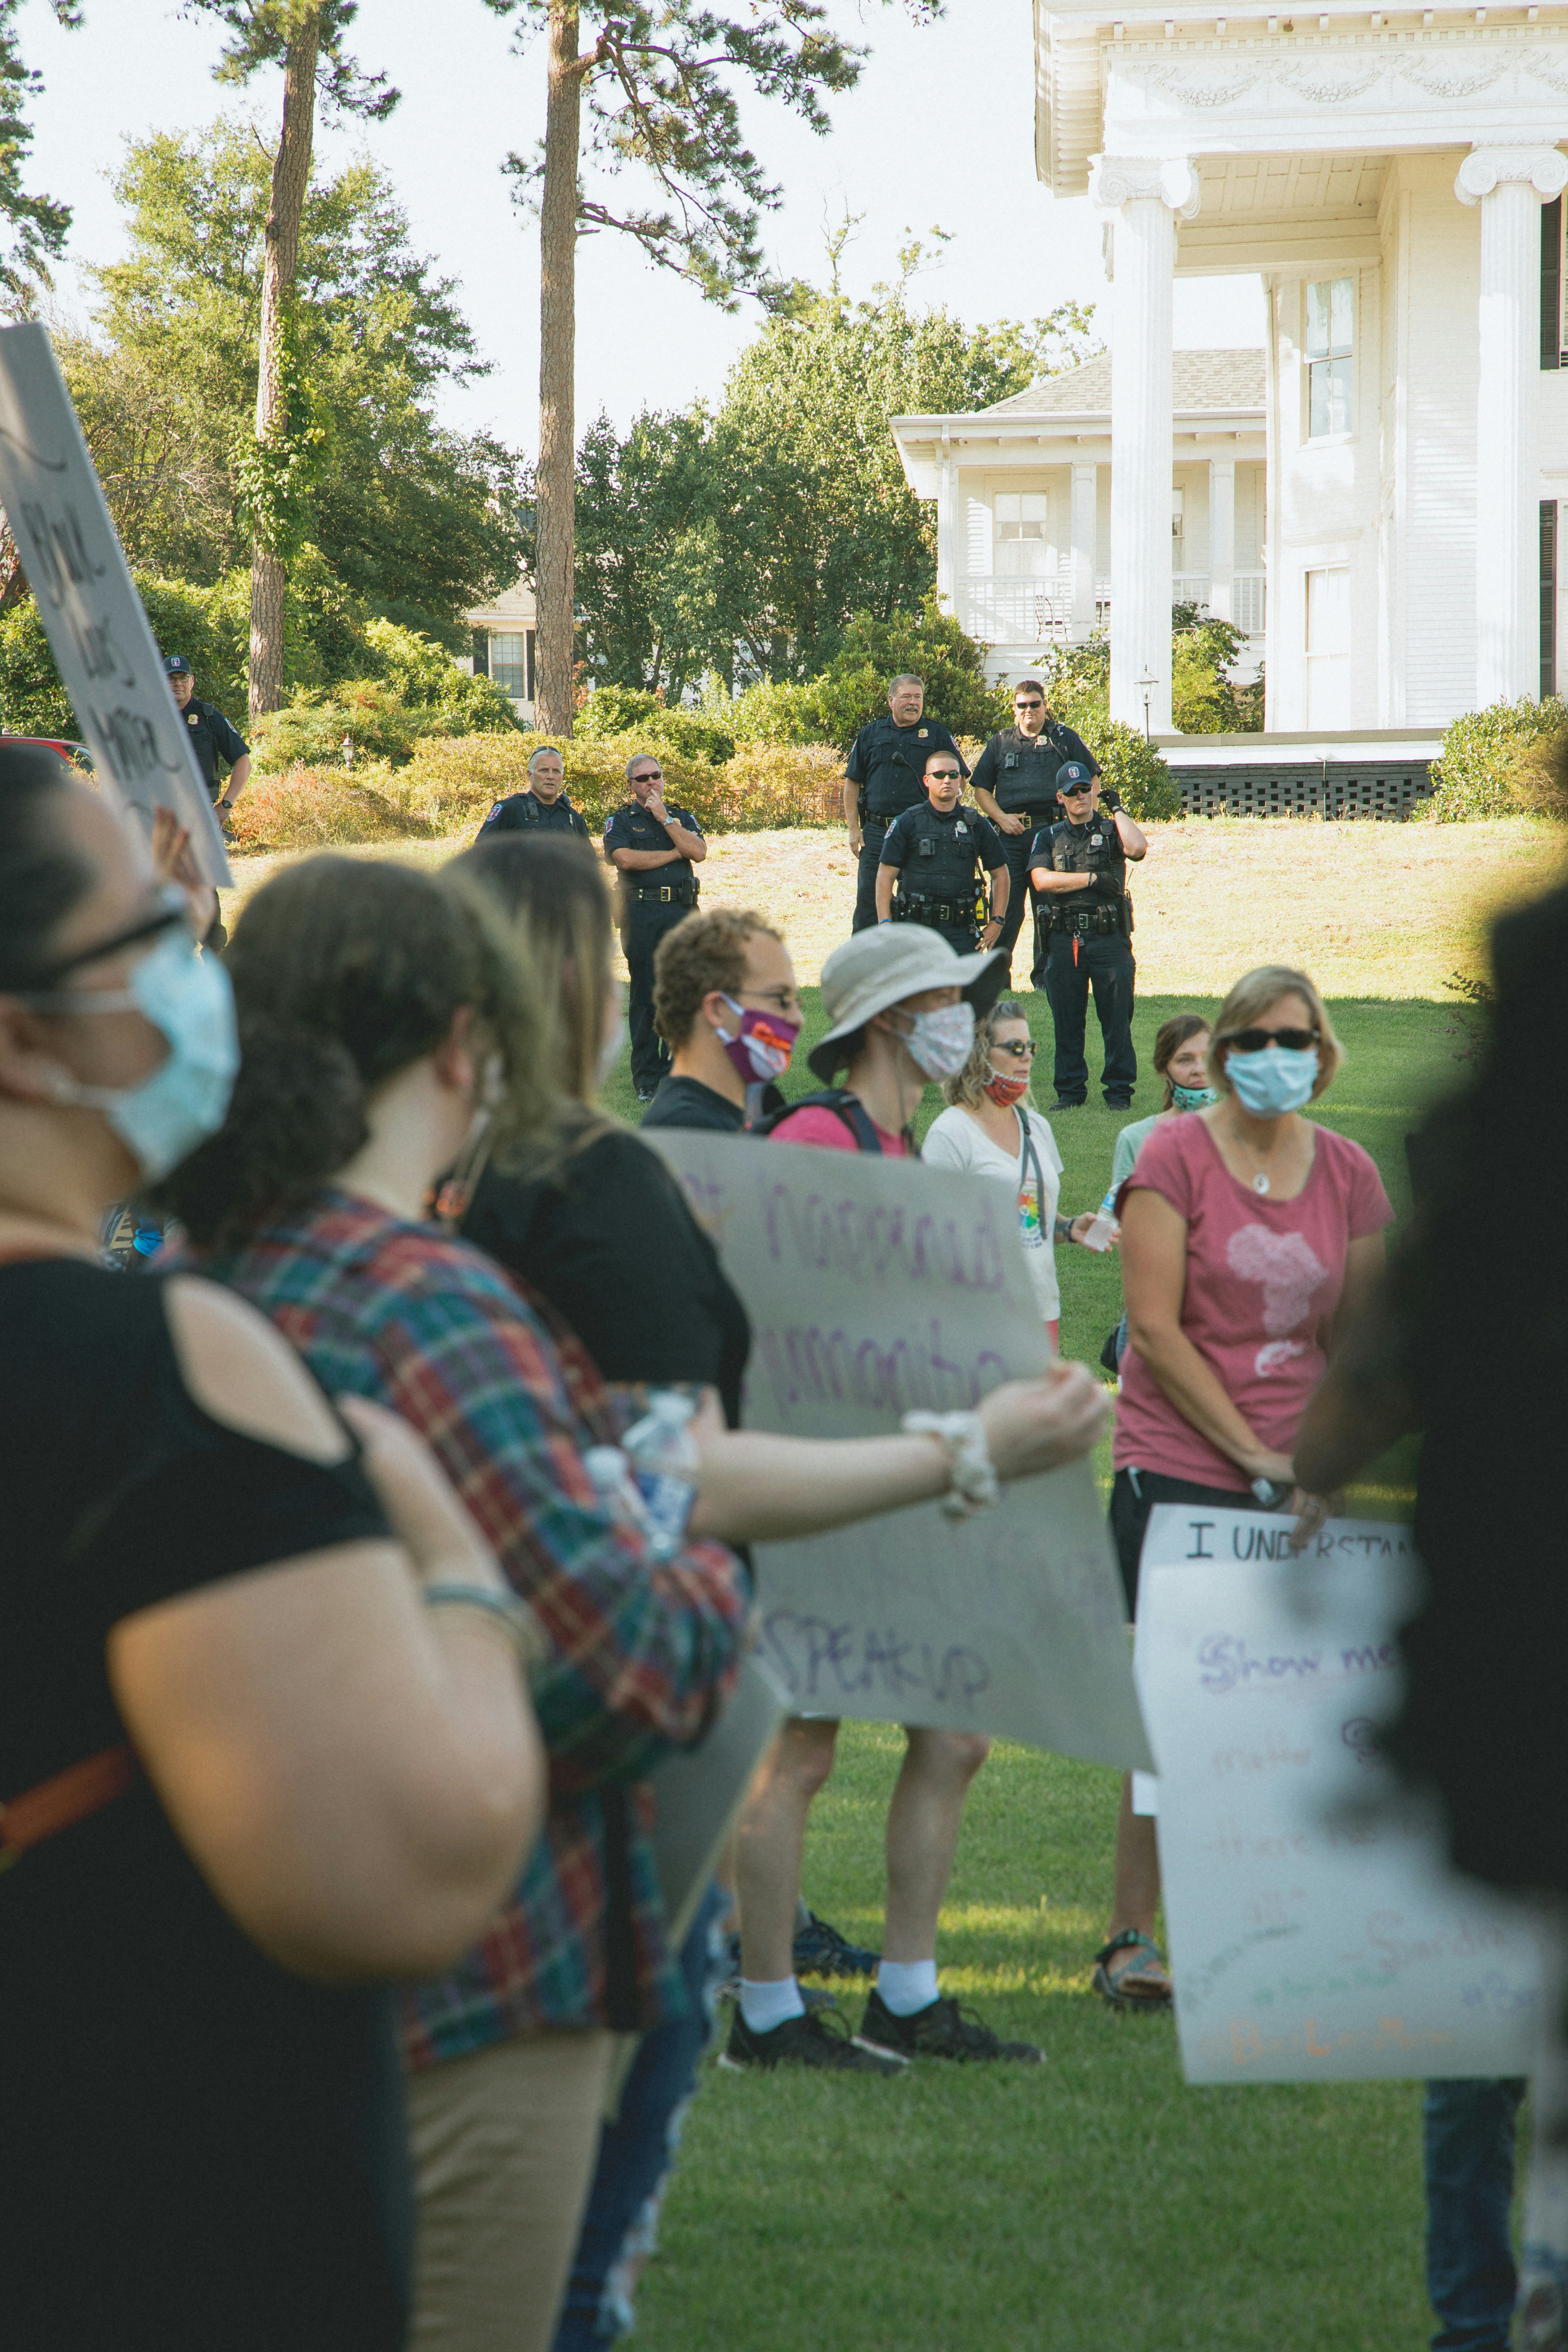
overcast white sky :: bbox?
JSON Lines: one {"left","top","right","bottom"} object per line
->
{"left": 21, "top": 0, "right": 1264, "bottom": 453}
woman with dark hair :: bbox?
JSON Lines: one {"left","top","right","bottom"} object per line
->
{"left": 922, "top": 996, "right": 1102, "bottom": 1350}
{"left": 158, "top": 850, "right": 752, "bottom": 2352}
{"left": 1295, "top": 877, "right": 1568, "bottom": 2350}
{"left": 1097, "top": 962, "right": 1392, "bottom": 2010}
{"left": 0, "top": 760, "right": 545, "bottom": 2352}
{"left": 1110, "top": 1011, "right": 1216, "bottom": 1190}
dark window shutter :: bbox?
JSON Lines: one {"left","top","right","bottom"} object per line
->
{"left": 472, "top": 628, "right": 490, "bottom": 677}
{"left": 1542, "top": 501, "right": 1558, "bottom": 702}
{"left": 1542, "top": 197, "right": 1562, "bottom": 371}
{"left": 525, "top": 629, "right": 537, "bottom": 701}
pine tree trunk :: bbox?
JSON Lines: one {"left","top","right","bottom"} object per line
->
{"left": 536, "top": 0, "right": 582, "bottom": 737}
{"left": 248, "top": 9, "right": 321, "bottom": 728}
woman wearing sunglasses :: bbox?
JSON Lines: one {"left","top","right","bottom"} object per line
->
{"left": 922, "top": 999, "right": 1104, "bottom": 1352}
{"left": 1095, "top": 963, "right": 1393, "bottom": 2011}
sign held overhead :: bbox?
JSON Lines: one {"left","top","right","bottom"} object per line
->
{"left": 0, "top": 321, "right": 230, "bottom": 884}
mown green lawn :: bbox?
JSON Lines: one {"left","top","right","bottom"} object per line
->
{"left": 609, "top": 991, "right": 1456, "bottom": 2352}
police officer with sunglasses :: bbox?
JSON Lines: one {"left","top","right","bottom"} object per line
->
{"left": 1029, "top": 763, "right": 1147, "bottom": 1110}
{"left": 968, "top": 680, "right": 1099, "bottom": 987}
{"left": 604, "top": 752, "right": 707, "bottom": 1101}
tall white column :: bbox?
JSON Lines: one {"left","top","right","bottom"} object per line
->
{"left": 936, "top": 444, "right": 956, "bottom": 617}
{"left": 1069, "top": 461, "right": 1098, "bottom": 641}
{"left": 1090, "top": 156, "right": 1199, "bottom": 733}
{"left": 1208, "top": 457, "right": 1236, "bottom": 625}
{"left": 1456, "top": 143, "right": 1568, "bottom": 706}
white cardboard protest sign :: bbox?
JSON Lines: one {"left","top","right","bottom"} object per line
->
{"left": 642, "top": 1129, "right": 1151, "bottom": 1771}
{"left": 0, "top": 322, "right": 230, "bottom": 883}
{"left": 1136, "top": 1503, "right": 1538, "bottom": 2082}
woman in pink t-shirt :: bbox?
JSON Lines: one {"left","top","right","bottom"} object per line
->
{"left": 1095, "top": 962, "right": 1393, "bottom": 2011}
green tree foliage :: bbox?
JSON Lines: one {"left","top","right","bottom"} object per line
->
{"left": 0, "top": 0, "right": 76, "bottom": 310}
{"left": 576, "top": 680, "right": 736, "bottom": 764}
{"left": 68, "top": 121, "right": 527, "bottom": 640}
{"left": 547, "top": 280, "right": 1098, "bottom": 694}
{"left": 1170, "top": 607, "right": 1265, "bottom": 733}
{"left": 1036, "top": 638, "right": 1181, "bottom": 821}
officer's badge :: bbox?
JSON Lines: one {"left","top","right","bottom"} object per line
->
{"left": 954, "top": 822, "right": 968, "bottom": 836}
{"left": 187, "top": 713, "right": 199, "bottom": 726}
{"left": 1092, "top": 833, "right": 1103, "bottom": 846}
{"left": 917, "top": 727, "right": 927, "bottom": 737}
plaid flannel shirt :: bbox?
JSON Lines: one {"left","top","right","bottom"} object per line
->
{"left": 192, "top": 1189, "right": 748, "bottom": 2063}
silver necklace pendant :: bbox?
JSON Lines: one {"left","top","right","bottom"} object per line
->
{"left": 1252, "top": 1172, "right": 1271, "bottom": 1195}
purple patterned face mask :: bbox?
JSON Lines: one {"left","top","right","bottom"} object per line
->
{"left": 714, "top": 995, "right": 802, "bottom": 1084}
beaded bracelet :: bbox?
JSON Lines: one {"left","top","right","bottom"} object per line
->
{"left": 901, "top": 1410, "right": 1001, "bottom": 1520}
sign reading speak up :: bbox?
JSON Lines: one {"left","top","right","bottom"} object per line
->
{"left": 0, "top": 322, "right": 230, "bottom": 883}
{"left": 642, "top": 1128, "right": 1150, "bottom": 1771}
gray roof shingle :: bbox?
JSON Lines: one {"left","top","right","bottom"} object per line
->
{"left": 982, "top": 347, "right": 1265, "bottom": 417}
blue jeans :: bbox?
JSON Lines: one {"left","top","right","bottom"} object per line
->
{"left": 551, "top": 1882, "right": 730, "bottom": 2348}
{"left": 1424, "top": 2076, "right": 1527, "bottom": 2351}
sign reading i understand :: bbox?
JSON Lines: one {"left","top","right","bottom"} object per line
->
{"left": 0, "top": 321, "right": 230, "bottom": 884}
{"left": 1136, "top": 1504, "right": 1538, "bottom": 2083}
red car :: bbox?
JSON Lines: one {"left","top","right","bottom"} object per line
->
{"left": 1, "top": 733, "right": 93, "bottom": 773}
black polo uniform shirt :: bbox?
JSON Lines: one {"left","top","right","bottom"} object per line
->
{"left": 180, "top": 697, "right": 249, "bottom": 801}
{"left": 602, "top": 800, "right": 705, "bottom": 897}
{"left": 844, "top": 716, "right": 968, "bottom": 824}
{"left": 475, "top": 790, "right": 591, "bottom": 843}
{"left": 969, "top": 721, "right": 1098, "bottom": 816}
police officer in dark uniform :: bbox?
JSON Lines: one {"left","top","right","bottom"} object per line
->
{"left": 843, "top": 673, "right": 968, "bottom": 933}
{"left": 604, "top": 750, "right": 707, "bottom": 1102}
{"left": 1029, "top": 762, "right": 1148, "bottom": 1111}
{"left": 969, "top": 677, "right": 1099, "bottom": 987}
{"left": 164, "top": 655, "right": 251, "bottom": 830}
{"left": 875, "top": 745, "right": 1008, "bottom": 955}
{"left": 474, "top": 744, "right": 592, "bottom": 842}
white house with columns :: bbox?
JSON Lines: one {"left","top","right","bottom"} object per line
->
{"left": 964, "top": 0, "right": 1568, "bottom": 739}
{"left": 890, "top": 348, "right": 1267, "bottom": 687}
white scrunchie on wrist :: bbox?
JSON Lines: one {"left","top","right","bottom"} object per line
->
{"left": 902, "top": 1410, "right": 1001, "bottom": 1520}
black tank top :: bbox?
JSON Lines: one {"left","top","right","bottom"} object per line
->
{"left": 0, "top": 1259, "right": 409, "bottom": 2352}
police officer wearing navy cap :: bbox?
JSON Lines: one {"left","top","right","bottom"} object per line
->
{"left": 474, "top": 744, "right": 591, "bottom": 843}
{"left": 1028, "top": 762, "right": 1147, "bottom": 1110}
{"left": 165, "top": 655, "right": 251, "bottom": 831}
{"left": 604, "top": 750, "right": 707, "bottom": 1101}
{"left": 842, "top": 673, "right": 968, "bottom": 933}
{"left": 968, "top": 678, "right": 1100, "bottom": 988}
{"left": 875, "top": 744, "right": 1008, "bottom": 955}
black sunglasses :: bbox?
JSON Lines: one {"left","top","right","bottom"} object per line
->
{"left": 26, "top": 892, "right": 187, "bottom": 989}
{"left": 632, "top": 769, "right": 662, "bottom": 783}
{"left": 1060, "top": 783, "right": 1094, "bottom": 797}
{"left": 928, "top": 768, "right": 962, "bottom": 782}
{"left": 1223, "top": 1026, "right": 1320, "bottom": 1054}
{"left": 1014, "top": 696, "right": 1044, "bottom": 708}
{"left": 991, "top": 1038, "right": 1037, "bottom": 1058}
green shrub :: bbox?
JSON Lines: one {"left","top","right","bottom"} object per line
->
{"left": 360, "top": 617, "right": 520, "bottom": 734}
{"left": 722, "top": 675, "right": 826, "bottom": 746}
{"left": 576, "top": 682, "right": 735, "bottom": 765}
{"left": 1037, "top": 639, "right": 1181, "bottom": 820}
{"left": 1419, "top": 697, "right": 1568, "bottom": 821}
{"left": 808, "top": 596, "right": 1012, "bottom": 746}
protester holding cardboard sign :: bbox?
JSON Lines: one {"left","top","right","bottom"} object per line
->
{"left": 0, "top": 757, "right": 546, "bottom": 2352}
{"left": 1101, "top": 963, "right": 1392, "bottom": 2010}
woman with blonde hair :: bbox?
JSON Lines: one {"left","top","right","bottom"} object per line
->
{"left": 921, "top": 998, "right": 1102, "bottom": 1350}
{"left": 1094, "top": 963, "right": 1393, "bottom": 2010}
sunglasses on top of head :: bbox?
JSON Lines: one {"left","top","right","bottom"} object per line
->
{"left": 1223, "top": 1026, "right": 1320, "bottom": 1054}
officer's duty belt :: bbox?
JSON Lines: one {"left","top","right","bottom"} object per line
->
{"left": 628, "top": 882, "right": 698, "bottom": 906}
{"left": 1052, "top": 902, "right": 1124, "bottom": 937}
{"left": 894, "top": 894, "right": 977, "bottom": 927}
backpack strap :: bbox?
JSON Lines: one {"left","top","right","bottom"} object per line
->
{"left": 755, "top": 1087, "right": 916, "bottom": 1156}
{"left": 1, "top": 1744, "right": 138, "bottom": 1875}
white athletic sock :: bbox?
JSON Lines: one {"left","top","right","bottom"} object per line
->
{"left": 740, "top": 1976, "right": 806, "bottom": 2036}
{"left": 877, "top": 1958, "right": 939, "bottom": 2017}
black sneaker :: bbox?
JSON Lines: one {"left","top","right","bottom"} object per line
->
{"left": 1053, "top": 1098, "right": 1086, "bottom": 1112}
{"left": 793, "top": 1909, "right": 881, "bottom": 1979}
{"left": 720, "top": 2005, "right": 905, "bottom": 2074}
{"left": 858, "top": 1987, "right": 1044, "bottom": 2064}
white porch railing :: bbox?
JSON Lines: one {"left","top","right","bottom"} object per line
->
{"left": 955, "top": 572, "right": 1266, "bottom": 646}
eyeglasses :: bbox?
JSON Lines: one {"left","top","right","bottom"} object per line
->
{"left": 928, "top": 769, "right": 962, "bottom": 783}
{"left": 23, "top": 889, "right": 187, "bottom": 990}
{"left": 632, "top": 768, "right": 662, "bottom": 784}
{"left": 990, "top": 1038, "right": 1037, "bottom": 1058}
{"left": 742, "top": 987, "right": 802, "bottom": 1015}
{"left": 1060, "top": 784, "right": 1094, "bottom": 798}
{"left": 1014, "top": 697, "right": 1044, "bottom": 709}
{"left": 1223, "top": 1026, "right": 1320, "bottom": 1054}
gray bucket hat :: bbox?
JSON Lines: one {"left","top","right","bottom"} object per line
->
{"left": 808, "top": 924, "right": 1007, "bottom": 1082}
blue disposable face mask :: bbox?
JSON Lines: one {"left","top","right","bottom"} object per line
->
{"left": 1171, "top": 1082, "right": 1218, "bottom": 1112}
{"left": 1225, "top": 1044, "right": 1319, "bottom": 1119}
{"left": 38, "top": 924, "right": 240, "bottom": 1182}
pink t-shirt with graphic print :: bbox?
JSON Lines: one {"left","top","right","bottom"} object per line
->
{"left": 1112, "top": 1112, "right": 1393, "bottom": 1491}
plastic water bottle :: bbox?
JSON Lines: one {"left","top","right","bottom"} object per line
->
{"left": 621, "top": 1388, "right": 701, "bottom": 1561}
{"left": 1080, "top": 1184, "right": 1119, "bottom": 1254}
{"left": 582, "top": 1445, "right": 651, "bottom": 1539}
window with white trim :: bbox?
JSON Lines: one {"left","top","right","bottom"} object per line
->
{"left": 490, "top": 631, "right": 527, "bottom": 698}
{"left": 1305, "top": 278, "right": 1353, "bottom": 439}
{"left": 994, "top": 491, "right": 1051, "bottom": 578}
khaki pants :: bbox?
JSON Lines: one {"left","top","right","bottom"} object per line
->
{"left": 406, "top": 2028, "right": 614, "bottom": 2352}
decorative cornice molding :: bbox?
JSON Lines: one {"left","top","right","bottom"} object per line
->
{"left": 1455, "top": 141, "right": 1568, "bottom": 203}
{"left": 1089, "top": 153, "right": 1202, "bottom": 217}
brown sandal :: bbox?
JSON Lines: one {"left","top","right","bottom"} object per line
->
{"left": 1093, "top": 1930, "right": 1173, "bottom": 2010}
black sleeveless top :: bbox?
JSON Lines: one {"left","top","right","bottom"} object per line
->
{"left": 0, "top": 1259, "right": 409, "bottom": 2352}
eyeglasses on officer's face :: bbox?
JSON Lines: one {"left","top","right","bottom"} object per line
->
{"left": 632, "top": 768, "right": 662, "bottom": 784}
{"left": 1014, "top": 696, "right": 1044, "bottom": 710}
{"left": 928, "top": 767, "right": 962, "bottom": 783}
